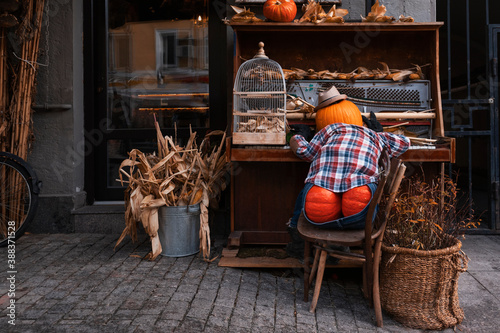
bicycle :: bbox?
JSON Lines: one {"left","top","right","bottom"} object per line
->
{"left": 0, "top": 152, "right": 41, "bottom": 247}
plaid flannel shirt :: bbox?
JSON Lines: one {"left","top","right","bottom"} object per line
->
{"left": 293, "top": 123, "right": 410, "bottom": 193}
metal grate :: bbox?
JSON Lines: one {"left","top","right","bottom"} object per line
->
{"left": 287, "top": 80, "right": 431, "bottom": 113}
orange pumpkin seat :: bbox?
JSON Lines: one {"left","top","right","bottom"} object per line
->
{"left": 305, "top": 185, "right": 342, "bottom": 223}
{"left": 342, "top": 185, "right": 372, "bottom": 217}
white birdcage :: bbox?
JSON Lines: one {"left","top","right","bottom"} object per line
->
{"left": 232, "top": 42, "right": 287, "bottom": 145}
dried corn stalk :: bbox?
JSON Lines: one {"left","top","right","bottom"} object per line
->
{"left": 116, "top": 122, "right": 230, "bottom": 261}
{"left": 361, "top": 0, "right": 395, "bottom": 23}
{"left": 299, "top": 0, "right": 325, "bottom": 23}
{"left": 283, "top": 63, "right": 429, "bottom": 82}
{"left": 237, "top": 116, "right": 285, "bottom": 133}
{"left": 323, "top": 5, "right": 348, "bottom": 23}
{"left": 398, "top": 15, "right": 415, "bottom": 23}
{"left": 227, "top": 5, "right": 263, "bottom": 24}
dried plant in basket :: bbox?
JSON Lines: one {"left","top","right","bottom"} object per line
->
{"left": 384, "top": 173, "right": 479, "bottom": 251}
{"left": 115, "top": 120, "right": 230, "bottom": 261}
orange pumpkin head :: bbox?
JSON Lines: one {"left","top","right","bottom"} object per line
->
{"left": 315, "top": 100, "right": 363, "bottom": 130}
{"left": 305, "top": 185, "right": 342, "bottom": 223}
{"left": 342, "top": 185, "right": 372, "bottom": 217}
{"left": 263, "top": 0, "right": 297, "bottom": 22}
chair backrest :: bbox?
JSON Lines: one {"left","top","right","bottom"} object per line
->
{"left": 364, "top": 149, "right": 406, "bottom": 241}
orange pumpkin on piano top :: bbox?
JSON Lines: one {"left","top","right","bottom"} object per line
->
{"left": 305, "top": 185, "right": 342, "bottom": 223}
{"left": 342, "top": 185, "right": 372, "bottom": 217}
{"left": 263, "top": 0, "right": 297, "bottom": 22}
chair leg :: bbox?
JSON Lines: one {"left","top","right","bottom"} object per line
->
{"left": 373, "top": 243, "right": 384, "bottom": 327}
{"left": 309, "top": 249, "right": 327, "bottom": 313}
{"left": 364, "top": 245, "right": 374, "bottom": 302}
{"left": 303, "top": 240, "right": 311, "bottom": 302}
{"left": 308, "top": 246, "right": 321, "bottom": 285}
{"left": 362, "top": 262, "right": 368, "bottom": 300}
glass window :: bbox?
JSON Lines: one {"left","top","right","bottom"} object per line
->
{"left": 98, "top": 0, "right": 210, "bottom": 199}
{"left": 107, "top": 0, "right": 209, "bottom": 130}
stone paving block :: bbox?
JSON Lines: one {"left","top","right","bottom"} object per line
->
{"left": 214, "top": 294, "right": 237, "bottom": 308}
{"left": 154, "top": 319, "right": 180, "bottom": 330}
{"left": 186, "top": 305, "right": 212, "bottom": 321}
{"left": 296, "top": 322, "right": 318, "bottom": 332}
{"left": 131, "top": 313, "right": 159, "bottom": 327}
{"left": 226, "top": 324, "right": 253, "bottom": 333}
{"left": 275, "top": 325, "right": 300, "bottom": 333}
{"left": 193, "top": 290, "right": 218, "bottom": 304}
{"left": 252, "top": 309, "right": 275, "bottom": 327}
{"left": 113, "top": 308, "right": 139, "bottom": 320}
{"left": 255, "top": 296, "right": 275, "bottom": 308}
{"left": 138, "top": 298, "right": 169, "bottom": 315}
{"left": 228, "top": 311, "right": 253, "bottom": 328}
{"left": 43, "top": 290, "right": 70, "bottom": 300}
{"left": 275, "top": 313, "right": 296, "bottom": 327}
{"left": 206, "top": 304, "right": 232, "bottom": 328}
{"left": 316, "top": 321, "right": 338, "bottom": 333}
{"left": 176, "top": 316, "right": 205, "bottom": 332}
{"left": 47, "top": 302, "right": 76, "bottom": 314}
{"left": 296, "top": 310, "right": 316, "bottom": 326}
{"left": 35, "top": 312, "right": 64, "bottom": 325}
{"left": 160, "top": 300, "right": 190, "bottom": 320}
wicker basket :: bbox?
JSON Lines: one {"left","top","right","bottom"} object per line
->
{"left": 380, "top": 236, "right": 469, "bottom": 330}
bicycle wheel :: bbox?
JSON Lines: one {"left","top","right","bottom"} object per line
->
{"left": 0, "top": 152, "right": 40, "bottom": 246}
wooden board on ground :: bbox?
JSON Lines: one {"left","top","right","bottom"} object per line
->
{"left": 218, "top": 246, "right": 364, "bottom": 268}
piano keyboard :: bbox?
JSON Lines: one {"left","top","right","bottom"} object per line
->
{"left": 408, "top": 145, "right": 437, "bottom": 150}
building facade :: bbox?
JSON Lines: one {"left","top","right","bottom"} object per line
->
{"left": 25, "top": 0, "right": 498, "bottom": 234}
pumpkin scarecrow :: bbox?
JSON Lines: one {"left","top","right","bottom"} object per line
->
{"left": 286, "top": 86, "right": 410, "bottom": 257}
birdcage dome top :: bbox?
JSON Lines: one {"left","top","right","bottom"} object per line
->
{"left": 234, "top": 42, "right": 285, "bottom": 93}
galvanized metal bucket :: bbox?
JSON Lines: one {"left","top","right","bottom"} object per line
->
{"left": 158, "top": 203, "right": 200, "bottom": 257}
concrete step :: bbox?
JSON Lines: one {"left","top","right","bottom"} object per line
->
{"left": 72, "top": 204, "right": 128, "bottom": 234}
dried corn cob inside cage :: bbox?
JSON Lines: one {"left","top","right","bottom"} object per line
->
{"left": 232, "top": 42, "right": 287, "bottom": 145}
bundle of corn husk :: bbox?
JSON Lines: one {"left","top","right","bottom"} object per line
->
{"left": 283, "top": 63, "right": 428, "bottom": 82}
{"left": 361, "top": 0, "right": 415, "bottom": 23}
{"left": 115, "top": 120, "right": 230, "bottom": 261}
{"left": 225, "top": 5, "right": 263, "bottom": 24}
{"left": 299, "top": 1, "right": 348, "bottom": 24}
{"left": 361, "top": 0, "right": 395, "bottom": 22}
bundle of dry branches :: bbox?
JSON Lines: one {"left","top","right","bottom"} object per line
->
{"left": 1, "top": 0, "right": 45, "bottom": 238}
{"left": 116, "top": 120, "right": 230, "bottom": 261}
{"left": 1, "top": 0, "right": 45, "bottom": 159}
{"left": 384, "top": 174, "right": 479, "bottom": 251}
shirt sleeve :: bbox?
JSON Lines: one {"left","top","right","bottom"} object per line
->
{"left": 293, "top": 126, "right": 332, "bottom": 162}
{"left": 378, "top": 132, "right": 410, "bottom": 157}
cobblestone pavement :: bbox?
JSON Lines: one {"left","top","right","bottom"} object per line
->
{"left": 1, "top": 233, "right": 499, "bottom": 332}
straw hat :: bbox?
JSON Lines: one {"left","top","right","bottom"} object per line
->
{"left": 315, "top": 86, "right": 347, "bottom": 111}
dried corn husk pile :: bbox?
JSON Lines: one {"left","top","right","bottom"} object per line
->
{"left": 237, "top": 116, "right": 285, "bottom": 133}
{"left": 226, "top": 5, "right": 263, "bottom": 24}
{"left": 116, "top": 121, "right": 230, "bottom": 261}
{"left": 299, "top": 1, "right": 348, "bottom": 24}
{"left": 283, "top": 62, "right": 428, "bottom": 82}
{"left": 362, "top": 0, "right": 395, "bottom": 22}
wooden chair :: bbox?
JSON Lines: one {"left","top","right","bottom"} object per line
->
{"left": 297, "top": 151, "right": 406, "bottom": 327}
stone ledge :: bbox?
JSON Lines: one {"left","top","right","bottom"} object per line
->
{"left": 72, "top": 204, "right": 127, "bottom": 234}
{"left": 72, "top": 204, "right": 125, "bottom": 215}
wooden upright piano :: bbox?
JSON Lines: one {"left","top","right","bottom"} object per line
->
{"left": 222, "top": 22, "right": 454, "bottom": 267}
